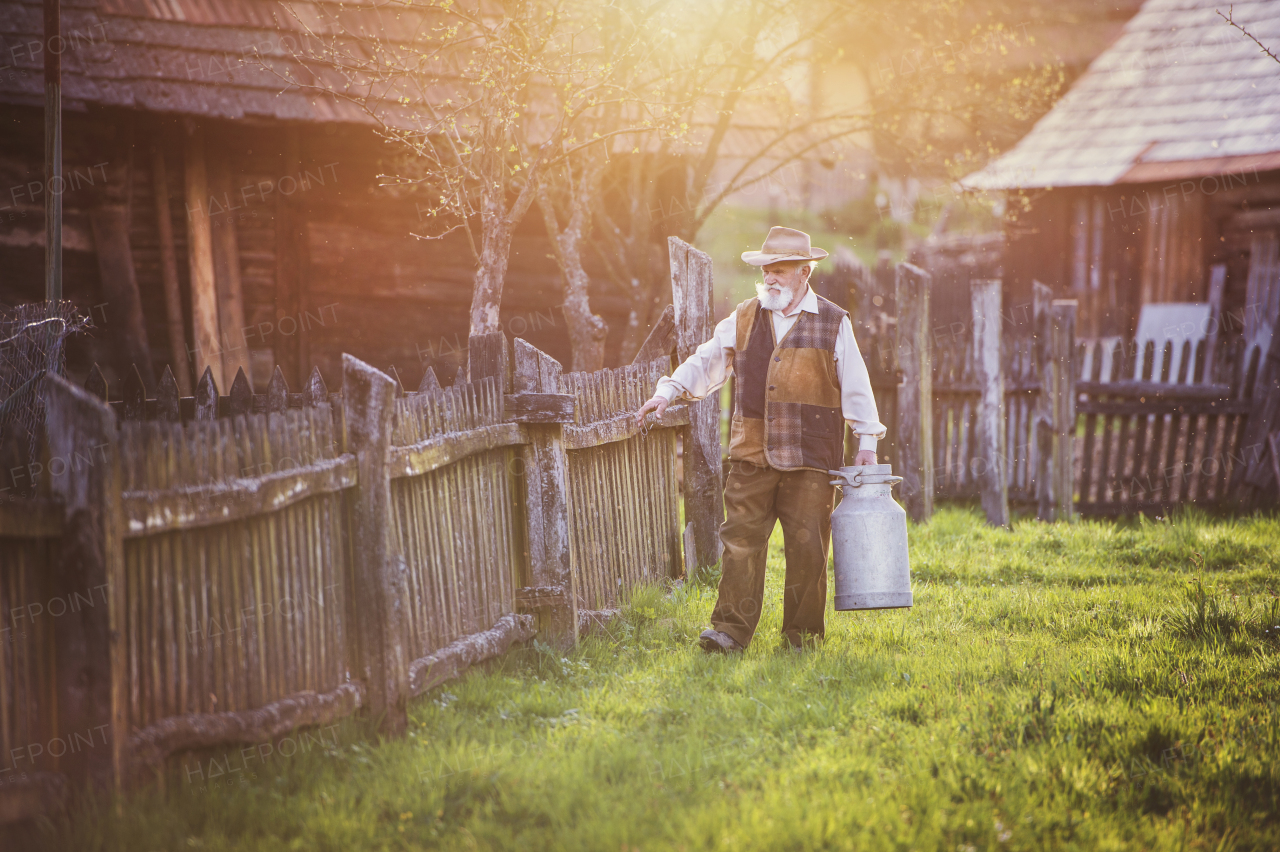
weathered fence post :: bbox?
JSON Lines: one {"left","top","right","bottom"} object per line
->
{"left": 630, "top": 304, "right": 677, "bottom": 366}
{"left": 342, "top": 355, "right": 408, "bottom": 734}
{"left": 1034, "top": 282, "right": 1054, "bottom": 520}
{"left": 1235, "top": 323, "right": 1280, "bottom": 502}
{"left": 972, "top": 279, "right": 1009, "bottom": 526}
{"left": 1050, "top": 300, "right": 1078, "bottom": 521}
{"left": 1034, "top": 287, "right": 1078, "bottom": 521}
{"left": 469, "top": 330, "right": 512, "bottom": 391}
{"left": 668, "top": 237, "right": 723, "bottom": 573}
{"left": 895, "top": 262, "right": 933, "bottom": 522}
{"left": 513, "top": 338, "right": 579, "bottom": 648}
{"left": 829, "top": 247, "right": 873, "bottom": 465}
{"left": 42, "top": 373, "right": 126, "bottom": 791}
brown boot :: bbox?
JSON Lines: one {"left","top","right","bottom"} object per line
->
{"left": 698, "top": 629, "right": 743, "bottom": 654}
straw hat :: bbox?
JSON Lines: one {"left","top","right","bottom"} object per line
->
{"left": 740, "top": 226, "right": 829, "bottom": 266}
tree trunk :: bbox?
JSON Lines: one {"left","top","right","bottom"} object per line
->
{"left": 551, "top": 219, "right": 607, "bottom": 373}
{"left": 538, "top": 170, "right": 607, "bottom": 374}
{"left": 469, "top": 202, "right": 514, "bottom": 337}
{"left": 560, "top": 263, "right": 607, "bottom": 373}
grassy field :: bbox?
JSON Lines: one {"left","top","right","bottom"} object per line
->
{"left": 29, "top": 507, "right": 1280, "bottom": 851}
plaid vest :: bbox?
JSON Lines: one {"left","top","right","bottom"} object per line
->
{"left": 730, "top": 295, "right": 846, "bottom": 472}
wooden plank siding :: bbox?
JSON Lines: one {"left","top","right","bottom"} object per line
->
{"left": 0, "top": 105, "right": 666, "bottom": 415}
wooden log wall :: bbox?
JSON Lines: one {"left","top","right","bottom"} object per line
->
{"left": 559, "top": 358, "right": 682, "bottom": 612}
{"left": 1074, "top": 336, "right": 1253, "bottom": 515}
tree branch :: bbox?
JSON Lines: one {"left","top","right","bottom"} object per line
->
{"left": 1218, "top": 5, "right": 1280, "bottom": 65}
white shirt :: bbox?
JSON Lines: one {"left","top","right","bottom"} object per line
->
{"left": 654, "top": 286, "right": 886, "bottom": 452}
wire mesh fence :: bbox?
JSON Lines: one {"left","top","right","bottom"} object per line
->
{"left": 0, "top": 301, "right": 90, "bottom": 487}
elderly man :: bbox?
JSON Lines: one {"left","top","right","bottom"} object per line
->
{"left": 636, "top": 226, "right": 885, "bottom": 653}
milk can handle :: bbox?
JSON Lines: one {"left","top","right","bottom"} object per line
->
{"left": 828, "top": 469, "right": 904, "bottom": 488}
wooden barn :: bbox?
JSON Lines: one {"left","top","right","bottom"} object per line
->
{"left": 964, "top": 0, "right": 1280, "bottom": 379}
{"left": 0, "top": 0, "right": 662, "bottom": 398}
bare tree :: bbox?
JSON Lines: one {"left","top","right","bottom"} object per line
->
{"left": 584, "top": 0, "right": 1065, "bottom": 361}
{"left": 274, "top": 0, "right": 673, "bottom": 350}
{"left": 273, "top": 0, "right": 1061, "bottom": 365}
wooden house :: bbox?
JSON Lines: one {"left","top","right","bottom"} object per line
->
{"left": 0, "top": 0, "right": 655, "bottom": 397}
{"left": 964, "top": 0, "right": 1280, "bottom": 376}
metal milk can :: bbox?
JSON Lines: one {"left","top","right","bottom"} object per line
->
{"left": 828, "top": 464, "right": 912, "bottom": 611}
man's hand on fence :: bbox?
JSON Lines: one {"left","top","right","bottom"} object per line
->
{"left": 636, "top": 395, "right": 669, "bottom": 428}
{"left": 854, "top": 450, "right": 877, "bottom": 466}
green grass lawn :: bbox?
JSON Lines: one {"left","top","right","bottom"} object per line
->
{"left": 31, "top": 507, "right": 1280, "bottom": 851}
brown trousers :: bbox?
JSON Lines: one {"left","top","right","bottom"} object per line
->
{"left": 710, "top": 461, "right": 835, "bottom": 648}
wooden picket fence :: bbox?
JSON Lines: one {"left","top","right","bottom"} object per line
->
{"left": 0, "top": 499, "right": 63, "bottom": 820}
{"left": 857, "top": 268, "right": 1271, "bottom": 522}
{"left": 930, "top": 333, "right": 1041, "bottom": 503}
{"left": 0, "top": 342, "right": 697, "bottom": 818}
{"left": 0, "top": 239, "right": 722, "bottom": 823}
{"left": 1073, "top": 335, "right": 1259, "bottom": 515}
{"left": 9, "top": 249, "right": 1271, "bottom": 824}
{"left": 118, "top": 403, "right": 354, "bottom": 733}
{"left": 559, "top": 358, "right": 682, "bottom": 611}
{"left": 390, "top": 376, "right": 523, "bottom": 668}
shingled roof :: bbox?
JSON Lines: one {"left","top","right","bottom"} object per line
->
{"left": 964, "top": 0, "right": 1280, "bottom": 190}
{"left": 0, "top": 0, "right": 431, "bottom": 127}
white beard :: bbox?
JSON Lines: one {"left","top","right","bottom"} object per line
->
{"left": 755, "top": 280, "right": 794, "bottom": 311}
